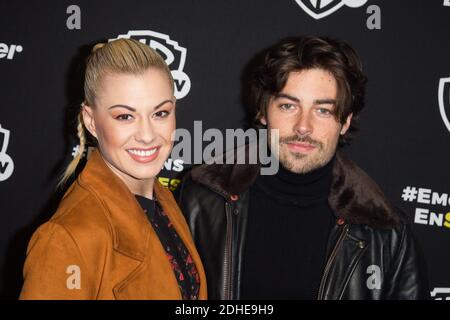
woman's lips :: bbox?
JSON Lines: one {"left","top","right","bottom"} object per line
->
{"left": 285, "top": 142, "right": 316, "bottom": 153}
{"left": 126, "top": 147, "right": 160, "bottom": 163}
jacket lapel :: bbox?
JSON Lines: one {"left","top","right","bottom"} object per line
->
{"left": 78, "top": 150, "right": 151, "bottom": 261}
{"left": 319, "top": 225, "right": 368, "bottom": 299}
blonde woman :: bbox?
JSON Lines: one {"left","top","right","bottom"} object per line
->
{"left": 20, "top": 39, "right": 207, "bottom": 299}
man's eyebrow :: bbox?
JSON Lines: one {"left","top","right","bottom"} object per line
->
{"left": 314, "top": 99, "right": 336, "bottom": 105}
{"left": 274, "top": 93, "right": 336, "bottom": 106}
{"left": 107, "top": 100, "right": 174, "bottom": 112}
{"left": 273, "top": 93, "right": 300, "bottom": 103}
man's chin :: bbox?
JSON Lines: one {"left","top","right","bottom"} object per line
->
{"left": 280, "top": 153, "right": 322, "bottom": 174}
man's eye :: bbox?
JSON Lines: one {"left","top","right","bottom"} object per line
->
{"left": 317, "top": 108, "right": 332, "bottom": 115}
{"left": 154, "top": 110, "right": 170, "bottom": 118}
{"left": 115, "top": 114, "right": 133, "bottom": 121}
{"left": 279, "top": 104, "right": 295, "bottom": 111}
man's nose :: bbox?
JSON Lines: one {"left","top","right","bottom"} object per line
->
{"left": 294, "top": 110, "right": 313, "bottom": 137}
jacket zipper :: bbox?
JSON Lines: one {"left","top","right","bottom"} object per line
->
{"left": 223, "top": 201, "right": 233, "bottom": 300}
{"left": 317, "top": 224, "right": 349, "bottom": 300}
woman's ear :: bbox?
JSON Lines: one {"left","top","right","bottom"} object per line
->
{"left": 81, "top": 104, "right": 98, "bottom": 139}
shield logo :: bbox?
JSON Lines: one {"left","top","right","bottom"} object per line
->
{"left": 0, "top": 124, "right": 14, "bottom": 181}
{"left": 430, "top": 287, "right": 450, "bottom": 300}
{"left": 439, "top": 77, "right": 450, "bottom": 133}
{"left": 294, "top": 0, "right": 367, "bottom": 19}
{"left": 113, "top": 30, "right": 191, "bottom": 100}
{"left": 0, "top": 124, "right": 9, "bottom": 154}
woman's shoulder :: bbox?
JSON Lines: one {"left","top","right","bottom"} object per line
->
{"left": 21, "top": 181, "right": 114, "bottom": 299}
{"left": 47, "top": 180, "right": 113, "bottom": 240}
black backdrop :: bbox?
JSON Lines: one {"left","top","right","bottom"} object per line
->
{"left": 0, "top": 0, "right": 449, "bottom": 299}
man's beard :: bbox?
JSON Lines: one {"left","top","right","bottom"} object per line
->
{"left": 277, "top": 134, "right": 334, "bottom": 174}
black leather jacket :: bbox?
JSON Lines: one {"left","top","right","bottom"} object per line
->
{"left": 178, "top": 150, "right": 429, "bottom": 300}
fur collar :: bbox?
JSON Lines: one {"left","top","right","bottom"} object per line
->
{"left": 191, "top": 145, "right": 400, "bottom": 229}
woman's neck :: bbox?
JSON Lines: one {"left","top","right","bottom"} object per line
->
{"left": 102, "top": 155, "right": 155, "bottom": 199}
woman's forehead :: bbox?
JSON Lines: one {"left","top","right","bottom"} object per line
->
{"left": 95, "top": 70, "right": 174, "bottom": 108}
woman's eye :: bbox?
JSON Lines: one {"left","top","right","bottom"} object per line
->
{"left": 115, "top": 114, "right": 133, "bottom": 121}
{"left": 154, "top": 110, "right": 170, "bottom": 118}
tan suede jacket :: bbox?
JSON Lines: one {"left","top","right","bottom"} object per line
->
{"left": 20, "top": 150, "right": 207, "bottom": 300}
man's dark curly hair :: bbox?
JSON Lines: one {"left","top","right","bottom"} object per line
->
{"left": 250, "top": 35, "right": 368, "bottom": 146}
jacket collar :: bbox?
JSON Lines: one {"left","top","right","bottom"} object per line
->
{"left": 76, "top": 150, "right": 150, "bottom": 261}
{"left": 191, "top": 145, "right": 400, "bottom": 229}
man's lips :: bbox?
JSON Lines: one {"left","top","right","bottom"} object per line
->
{"left": 285, "top": 142, "right": 316, "bottom": 153}
{"left": 126, "top": 146, "right": 161, "bottom": 163}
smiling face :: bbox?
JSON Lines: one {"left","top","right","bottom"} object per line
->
{"left": 82, "top": 68, "right": 175, "bottom": 195}
{"left": 261, "top": 68, "right": 352, "bottom": 174}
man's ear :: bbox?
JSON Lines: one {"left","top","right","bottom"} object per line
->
{"left": 258, "top": 111, "right": 267, "bottom": 126}
{"left": 340, "top": 113, "right": 353, "bottom": 135}
{"left": 82, "top": 104, "right": 98, "bottom": 139}
{"left": 260, "top": 116, "right": 267, "bottom": 126}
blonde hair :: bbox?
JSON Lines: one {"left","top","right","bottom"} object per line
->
{"left": 58, "top": 38, "right": 173, "bottom": 187}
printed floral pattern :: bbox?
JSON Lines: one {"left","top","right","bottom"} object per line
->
{"left": 137, "top": 195, "right": 200, "bottom": 300}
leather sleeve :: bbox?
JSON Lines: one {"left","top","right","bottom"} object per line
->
{"left": 384, "top": 221, "right": 430, "bottom": 299}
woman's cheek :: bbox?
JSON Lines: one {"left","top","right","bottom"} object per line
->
{"left": 102, "top": 120, "right": 133, "bottom": 147}
{"left": 157, "top": 118, "right": 176, "bottom": 143}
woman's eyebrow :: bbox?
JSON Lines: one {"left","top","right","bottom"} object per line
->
{"left": 108, "top": 100, "right": 174, "bottom": 112}
{"left": 108, "top": 104, "right": 136, "bottom": 112}
{"left": 153, "top": 99, "right": 174, "bottom": 110}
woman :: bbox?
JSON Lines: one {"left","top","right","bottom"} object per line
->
{"left": 20, "top": 39, "right": 207, "bottom": 299}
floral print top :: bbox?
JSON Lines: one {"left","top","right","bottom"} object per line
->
{"left": 135, "top": 194, "right": 200, "bottom": 300}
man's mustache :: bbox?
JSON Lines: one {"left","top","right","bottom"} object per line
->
{"left": 279, "top": 135, "right": 323, "bottom": 149}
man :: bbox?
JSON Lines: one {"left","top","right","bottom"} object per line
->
{"left": 178, "top": 36, "right": 428, "bottom": 300}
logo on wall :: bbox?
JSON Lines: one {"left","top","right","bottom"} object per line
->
{"left": 431, "top": 287, "right": 450, "bottom": 300}
{"left": 113, "top": 30, "right": 191, "bottom": 100}
{"left": 438, "top": 77, "right": 450, "bottom": 133}
{"left": 294, "top": 0, "right": 368, "bottom": 19}
{"left": 0, "top": 124, "right": 14, "bottom": 182}
{"left": 0, "top": 42, "right": 23, "bottom": 60}
{"left": 71, "top": 145, "right": 95, "bottom": 159}
{"left": 401, "top": 186, "right": 450, "bottom": 230}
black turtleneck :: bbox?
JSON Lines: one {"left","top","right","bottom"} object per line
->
{"left": 241, "top": 157, "right": 336, "bottom": 300}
